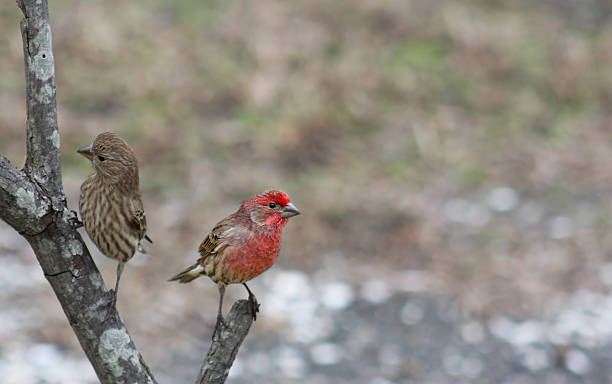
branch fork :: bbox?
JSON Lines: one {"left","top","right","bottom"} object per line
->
{"left": 0, "top": 1, "right": 253, "bottom": 383}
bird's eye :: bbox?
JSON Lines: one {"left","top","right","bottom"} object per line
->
{"left": 268, "top": 203, "right": 276, "bottom": 209}
{"left": 98, "top": 156, "right": 105, "bottom": 162}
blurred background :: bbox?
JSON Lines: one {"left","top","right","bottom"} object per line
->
{"left": 2, "top": 0, "right": 612, "bottom": 382}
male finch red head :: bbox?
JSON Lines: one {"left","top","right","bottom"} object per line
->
{"left": 169, "top": 190, "right": 300, "bottom": 338}
{"left": 78, "top": 132, "right": 151, "bottom": 316}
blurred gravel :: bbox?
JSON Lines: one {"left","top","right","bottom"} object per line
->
{"left": 3, "top": 220, "right": 612, "bottom": 384}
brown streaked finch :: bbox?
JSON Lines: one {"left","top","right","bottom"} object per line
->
{"left": 169, "top": 190, "right": 300, "bottom": 339}
{"left": 77, "top": 132, "right": 152, "bottom": 316}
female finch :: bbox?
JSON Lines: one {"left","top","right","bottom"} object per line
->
{"left": 169, "top": 190, "right": 300, "bottom": 338}
{"left": 78, "top": 132, "right": 151, "bottom": 313}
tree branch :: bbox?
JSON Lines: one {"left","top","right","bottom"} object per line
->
{"left": 2, "top": 1, "right": 253, "bottom": 383}
{"left": 0, "top": 156, "right": 52, "bottom": 235}
{"left": 18, "top": 0, "right": 63, "bottom": 211}
{"left": 8, "top": 0, "right": 158, "bottom": 382}
{"left": 196, "top": 301, "right": 254, "bottom": 384}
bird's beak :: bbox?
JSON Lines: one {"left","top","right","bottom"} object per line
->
{"left": 77, "top": 144, "right": 94, "bottom": 161}
{"left": 281, "top": 202, "right": 301, "bottom": 218}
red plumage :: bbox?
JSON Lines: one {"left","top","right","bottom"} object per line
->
{"left": 169, "top": 189, "right": 300, "bottom": 338}
{"left": 246, "top": 190, "right": 292, "bottom": 209}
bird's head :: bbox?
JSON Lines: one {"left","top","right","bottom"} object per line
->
{"left": 78, "top": 132, "right": 139, "bottom": 186}
{"left": 244, "top": 190, "right": 301, "bottom": 227}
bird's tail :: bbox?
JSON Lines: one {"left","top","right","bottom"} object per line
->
{"left": 168, "top": 263, "right": 204, "bottom": 283}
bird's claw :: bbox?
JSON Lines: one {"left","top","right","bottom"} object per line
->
{"left": 103, "top": 289, "right": 117, "bottom": 322}
{"left": 247, "top": 293, "right": 260, "bottom": 321}
{"left": 212, "top": 314, "right": 227, "bottom": 341}
{"left": 69, "top": 210, "right": 83, "bottom": 229}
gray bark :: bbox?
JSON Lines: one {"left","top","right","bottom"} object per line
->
{"left": 1, "top": 1, "right": 253, "bottom": 383}
{"left": 17, "top": 0, "right": 63, "bottom": 212}
{"left": 196, "top": 301, "right": 254, "bottom": 384}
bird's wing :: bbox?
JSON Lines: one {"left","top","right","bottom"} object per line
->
{"left": 198, "top": 219, "right": 248, "bottom": 260}
{"left": 130, "top": 194, "right": 151, "bottom": 243}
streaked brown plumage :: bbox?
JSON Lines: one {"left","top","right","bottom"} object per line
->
{"left": 169, "top": 190, "right": 300, "bottom": 339}
{"left": 78, "top": 132, "right": 150, "bottom": 314}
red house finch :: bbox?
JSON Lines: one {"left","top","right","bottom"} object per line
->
{"left": 78, "top": 132, "right": 151, "bottom": 314}
{"left": 169, "top": 190, "right": 300, "bottom": 338}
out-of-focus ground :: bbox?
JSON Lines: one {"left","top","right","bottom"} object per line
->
{"left": 2, "top": 0, "right": 612, "bottom": 382}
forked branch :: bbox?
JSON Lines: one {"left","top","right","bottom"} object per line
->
{"left": 0, "top": 1, "right": 252, "bottom": 383}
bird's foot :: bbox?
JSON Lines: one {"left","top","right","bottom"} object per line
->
{"left": 247, "top": 292, "right": 260, "bottom": 321}
{"left": 212, "top": 314, "right": 227, "bottom": 341}
{"left": 69, "top": 210, "right": 83, "bottom": 229}
{"left": 103, "top": 289, "right": 117, "bottom": 322}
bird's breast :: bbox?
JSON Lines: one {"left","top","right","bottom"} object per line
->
{"left": 211, "top": 234, "right": 282, "bottom": 284}
{"left": 79, "top": 180, "right": 139, "bottom": 262}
